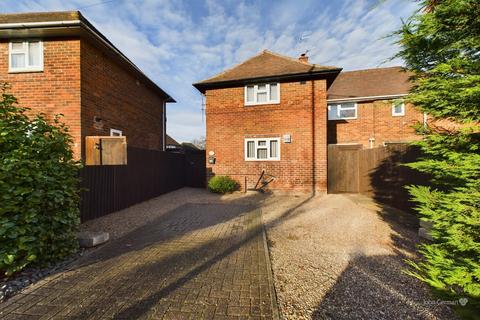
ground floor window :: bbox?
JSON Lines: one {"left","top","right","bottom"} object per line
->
{"left": 245, "top": 137, "right": 280, "bottom": 161}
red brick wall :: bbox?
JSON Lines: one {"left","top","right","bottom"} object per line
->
{"left": 0, "top": 38, "right": 82, "bottom": 157}
{"left": 205, "top": 80, "right": 328, "bottom": 193}
{"left": 327, "top": 100, "right": 424, "bottom": 147}
{"left": 80, "top": 40, "right": 166, "bottom": 158}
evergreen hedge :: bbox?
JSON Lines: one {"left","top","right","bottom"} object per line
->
{"left": 0, "top": 84, "right": 81, "bottom": 276}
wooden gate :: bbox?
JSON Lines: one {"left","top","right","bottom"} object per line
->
{"left": 327, "top": 144, "right": 362, "bottom": 193}
{"left": 85, "top": 136, "right": 127, "bottom": 165}
{"left": 328, "top": 143, "right": 425, "bottom": 206}
{"left": 185, "top": 151, "right": 206, "bottom": 188}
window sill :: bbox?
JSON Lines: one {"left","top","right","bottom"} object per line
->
{"left": 392, "top": 114, "right": 405, "bottom": 117}
{"left": 8, "top": 68, "right": 44, "bottom": 74}
{"left": 328, "top": 117, "right": 357, "bottom": 121}
{"left": 245, "top": 101, "right": 280, "bottom": 107}
{"left": 245, "top": 159, "right": 281, "bottom": 162}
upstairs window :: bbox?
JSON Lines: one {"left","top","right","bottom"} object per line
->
{"left": 392, "top": 100, "right": 405, "bottom": 116}
{"left": 110, "top": 128, "right": 123, "bottom": 136}
{"left": 9, "top": 40, "right": 44, "bottom": 72}
{"left": 245, "top": 83, "right": 280, "bottom": 105}
{"left": 328, "top": 102, "right": 357, "bottom": 120}
{"left": 245, "top": 137, "right": 280, "bottom": 161}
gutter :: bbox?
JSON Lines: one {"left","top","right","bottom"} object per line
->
{"left": 327, "top": 93, "right": 408, "bottom": 103}
{"left": 0, "top": 20, "right": 81, "bottom": 28}
{"left": 193, "top": 69, "right": 342, "bottom": 93}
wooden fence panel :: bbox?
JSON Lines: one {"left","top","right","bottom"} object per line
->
{"left": 80, "top": 147, "right": 188, "bottom": 222}
{"left": 101, "top": 137, "right": 127, "bottom": 165}
{"left": 85, "top": 136, "right": 127, "bottom": 165}
{"left": 185, "top": 152, "right": 206, "bottom": 188}
{"left": 358, "top": 146, "right": 389, "bottom": 193}
{"left": 328, "top": 143, "right": 426, "bottom": 212}
{"left": 328, "top": 144, "right": 362, "bottom": 193}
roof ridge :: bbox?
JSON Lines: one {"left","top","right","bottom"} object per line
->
{"left": 262, "top": 50, "right": 314, "bottom": 66}
{"left": 263, "top": 50, "right": 337, "bottom": 69}
{"left": 340, "top": 66, "right": 405, "bottom": 73}
{"left": 196, "top": 50, "right": 339, "bottom": 84}
{"left": 198, "top": 50, "right": 268, "bottom": 83}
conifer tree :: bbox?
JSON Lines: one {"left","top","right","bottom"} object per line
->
{"left": 395, "top": 0, "right": 480, "bottom": 313}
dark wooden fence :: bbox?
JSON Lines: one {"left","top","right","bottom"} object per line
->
{"left": 184, "top": 151, "right": 206, "bottom": 188}
{"left": 80, "top": 147, "right": 205, "bottom": 222}
{"left": 328, "top": 144, "right": 428, "bottom": 211}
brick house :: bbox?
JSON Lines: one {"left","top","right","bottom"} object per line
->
{"left": 0, "top": 11, "right": 175, "bottom": 160}
{"left": 327, "top": 66, "right": 423, "bottom": 148}
{"left": 193, "top": 50, "right": 422, "bottom": 193}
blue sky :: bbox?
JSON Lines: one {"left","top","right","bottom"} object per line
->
{"left": 2, "top": 0, "right": 419, "bottom": 142}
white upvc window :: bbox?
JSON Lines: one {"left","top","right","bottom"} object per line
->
{"left": 328, "top": 102, "right": 357, "bottom": 120}
{"left": 245, "top": 137, "right": 280, "bottom": 161}
{"left": 9, "top": 40, "right": 44, "bottom": 72}
{"left": 392, "top": 100, "right": 405, "bottom": 116}
{"left": 110, "top": 128, "right": 122, "bottom": 136}
{"left": 245, "top": 83, "right": 280, "bottom": 106}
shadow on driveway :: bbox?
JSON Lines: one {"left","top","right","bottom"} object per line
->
{"left": 1, "top": 192, "right": 317, "bottom": 320}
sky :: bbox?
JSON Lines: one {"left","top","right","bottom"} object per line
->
{"left": 1, "top": 0, "right": 419, "bottom": 143}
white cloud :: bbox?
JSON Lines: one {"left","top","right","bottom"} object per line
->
{"left": 1, "top": 0, "right": 419, "bottom": 142}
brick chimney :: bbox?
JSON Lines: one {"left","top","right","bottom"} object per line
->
{"left": 298, "top": 53, "right": 309, "bottom": 63}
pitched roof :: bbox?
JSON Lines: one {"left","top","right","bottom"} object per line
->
{"left": 181, "top": 142, "right": 200, "bottom": 151}
{"left": 166, "top": 134, "right": 180, "bottom": 146}
{"left": 193, "top": 50, "right": 341, "bottom": 92}
{"left": 327, "top": 66, "right": 412, "bottom": 101}
{"left": 0, "top": 11, "right": 175, "bottom": 103}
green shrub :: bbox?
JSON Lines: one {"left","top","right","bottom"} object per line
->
{"left": 208, "top": 176, "right": 238, "bottom": 194}
{"left": 395, "top": 0, "right": 480, "bottom": 314}
{"left": 0, "top": 84, "right": 81, "bottom": 277}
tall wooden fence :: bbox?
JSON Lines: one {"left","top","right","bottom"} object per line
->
{"left": 328, "top": 144, "right": 427, "bottom": 211}
{"left": 80, "top": 147, "right": 205, "bottom": 222}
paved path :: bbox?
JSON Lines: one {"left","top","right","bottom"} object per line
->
{"left": 0, "top": 203, "right": 278, "bottom": 320}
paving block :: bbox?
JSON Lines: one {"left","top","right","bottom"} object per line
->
{"left": 77, "top": 231, "right": 109, "bottom": 248}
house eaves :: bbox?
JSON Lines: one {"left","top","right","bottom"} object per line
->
{"left": 327, "top": 93, "right": 409, "bottom": 103}
{"left": 193, "top": 69, "right": 342, "bottom": 93}
{"left": 0, "top": 11, "right": 175, "bottom": 103}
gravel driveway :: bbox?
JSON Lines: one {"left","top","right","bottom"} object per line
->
{"left": 0, "top": 188, "right": 460, "bottom": 319}
{"left": 261, "top": 193, "right": 458, "bottom": 320}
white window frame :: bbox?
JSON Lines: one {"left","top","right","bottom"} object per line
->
{"left": 8, "top": 40, "right": 44, "bottom": 73}
{"left": 244, "top": 137, "right": 281, "bottom": 161}
{"left": 110, "top": 128, "right": 123, "bottom": 136}
{"left": 392, "top": 101, "right": 405, "bottom": 117}
{"left": 244, "top": 83, "right": 280, "bottom": 106}
{"left": 328, "top": 103, "right": 357, "bottom": 120}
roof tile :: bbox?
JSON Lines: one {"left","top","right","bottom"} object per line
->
{"left": 327, "top": 67, "right": 412, "bottom": 100}
{"left": 196, "top": 50, "right": 340, "bottom": 85}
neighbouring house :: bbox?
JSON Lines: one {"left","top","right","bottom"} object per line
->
{"left": 193, "top": 50, "right": 423, "bottom": 193}
{"left": 165, "top": 134, "right": 182, "bottom": 151}
{"left": 165, "top": 135, "right": 202, "bottom": 153}
{"left": 0, "top": 11, "right": 175, "bottom": 160}
{"left": 181, "top": 142, "right": 201, "bottom": 152}
{"left": 327, "top": 67, "right": 423, "bottom": 148}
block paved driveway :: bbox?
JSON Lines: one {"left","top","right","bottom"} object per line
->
{"left": 0, "top": 203, "right": 278, "bottom": 320}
